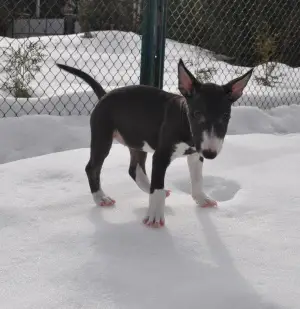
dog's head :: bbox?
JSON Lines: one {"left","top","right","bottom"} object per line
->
{"left": 178, "top": 59, "right": 253, "bottom": 160}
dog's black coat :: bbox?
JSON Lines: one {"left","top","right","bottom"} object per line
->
{"left": 57, "top": 63, "right": 195, "bottom": 194}
{"left": 57, "top": 61, "right": 253, "bottom": 226}
{"left": 57, "top": 63, "right": 193, "bottom": 151}
{"left": 88, "top": 85, "right": 194, "bottom": 193}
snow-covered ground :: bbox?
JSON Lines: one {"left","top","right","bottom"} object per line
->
{"left": 1, "top": 112, "right": 300, "bottom": 309}
{"left": 1, "top": 30, "right": 300, "bottom": 309}
{"left": 1, "top": 30, "right": 300, "bottom": 117}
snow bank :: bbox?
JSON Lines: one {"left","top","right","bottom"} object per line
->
{"left": 2, "top": 104, "right": 300, "bottom": 164}
{"left": 229, "top": 104, "right": 300, "bottom": 134}
{"left": 0, "top": 115, "right": 89, "bottom": 164}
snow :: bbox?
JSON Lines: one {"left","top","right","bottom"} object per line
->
{"left": 1, "top": 30, "right": 300, "bottom": 309}
{"left": 2, "top": 104, "right": 300, "bottom": 165}
{"left": 1, "top": 133, "right": 300, "bottom": 309}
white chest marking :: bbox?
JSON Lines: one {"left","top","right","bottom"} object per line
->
{"left": 135, "top": 141, "right": 196, "bottom": 160}
{"left": 171, "top": 142, "right": 196, "bottom": 161}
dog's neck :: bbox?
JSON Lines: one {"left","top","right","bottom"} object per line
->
{"left": 177, "top": 97, "right": 195, "bottom": 147}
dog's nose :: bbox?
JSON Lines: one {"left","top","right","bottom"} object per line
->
{"left": 202, "top": 149, "right": 217, "bottom": 159}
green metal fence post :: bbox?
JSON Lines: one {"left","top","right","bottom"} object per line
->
{"left": 140, "top": 0, "right": 158, "bottom": 86}
{"left": 154, "top": 0, "right": 168, "bottom": 89}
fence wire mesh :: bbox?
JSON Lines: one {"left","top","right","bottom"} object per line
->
{"left": 0, "top": 0, "right": 143, "bottom": 117}
{"left": 0, "top": 0, "right": 300, "bottom": 118}
{"left": 164, "top": 0, "right": 300, "bottom": 109}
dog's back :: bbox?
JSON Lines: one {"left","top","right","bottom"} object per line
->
{"left": 57, "top": 63, "right": 184, "bottom": 150}
{"left": 92, "top": 84, "right": 183, "bottom": 150}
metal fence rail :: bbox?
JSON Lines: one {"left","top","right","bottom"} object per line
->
{"left": 0, "top": 0, "right": 300, "bottom": 118}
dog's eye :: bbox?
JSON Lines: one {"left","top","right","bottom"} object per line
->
{"left": 193, "top": 111, "right": 203, "bottom": 120}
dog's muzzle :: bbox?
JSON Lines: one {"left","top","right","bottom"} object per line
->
{"left": 200, "top": 130, "right": 223, "bottom": 159}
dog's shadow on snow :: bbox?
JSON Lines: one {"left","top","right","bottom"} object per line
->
{"left": 172, "top": 175, "right": 241, "bottom": 202}
{"left": 77, "top": 203, "right": 280, "bottom": 309}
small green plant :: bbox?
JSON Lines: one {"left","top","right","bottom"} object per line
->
{"left": 2, "top": 41, "right": 45, "bottom": 98}
{"left": 254, "top": 22, "right": 282, "bottom": 87}
{"left": 255, "top": 61, "right": 282, "bottom": 87}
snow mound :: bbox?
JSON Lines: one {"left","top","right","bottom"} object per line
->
{"left": 2, "top": 104, "right": 300, "bottom": 164}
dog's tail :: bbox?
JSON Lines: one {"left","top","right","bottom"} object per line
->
{"left": 56, "top": 63, "right": 106, "bottom": 100}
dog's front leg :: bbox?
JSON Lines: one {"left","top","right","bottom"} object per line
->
{"left": 187, "top": 154, "right": 217, "bottom": 207}
{"left": 143, "top": 150, "right": 171, "bottom": 228}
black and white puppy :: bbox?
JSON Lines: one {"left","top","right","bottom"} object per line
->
{"left": 57, "top": 60, "right": 253, "bottom": 228}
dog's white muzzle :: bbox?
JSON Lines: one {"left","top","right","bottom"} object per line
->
{"left": 200, "top": 129, "right": 223, "bottom": 159}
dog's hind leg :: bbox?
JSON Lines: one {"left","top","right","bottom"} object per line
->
{"left": 187, "top": 153, "right": 217, "bottom": 207}
{"left": 85, "top": 114, "right": 115, "bottom": 207}
{"left": 128, "top": 149, "right": 171, "bottom": 197}
{"left": 128, "top": 149, "right": 149, "bottom": 193}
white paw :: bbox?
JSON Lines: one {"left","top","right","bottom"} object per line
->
{"left": 93, "top": 191, "right": 116, "bottom": 207}
{"left": 143, "top": 209, "right": 165, "bottom": 227}
{"left": 143, "top": 189, "right": 165, "bottom": 228}
{"left": 192, "top": 193, "right": 218, "bottom": 208}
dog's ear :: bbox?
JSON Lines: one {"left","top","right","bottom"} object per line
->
{"left": 223, "top": 68, "right": 253, "bottom": 102}
{"left": 178, "top": 59, "right": 199, "bottom": 97}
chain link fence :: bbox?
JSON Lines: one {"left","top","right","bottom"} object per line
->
{"left": 0, "top": 0, "right": 300, "bottom": 118}
{"left": 0, "top": 0, "right": 144, "bottom": 117}
{"left": 164, "top": 0, "right": 300, "bottom": 108}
